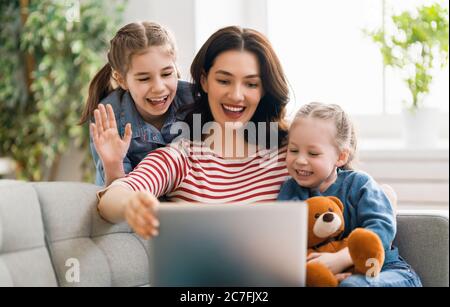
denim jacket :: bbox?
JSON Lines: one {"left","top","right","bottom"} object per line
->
{"left": 90, "top": 80, "right": 193, "bottom": 186}
{"left": 277, "top": 169, "right": 399, "bottom": 263}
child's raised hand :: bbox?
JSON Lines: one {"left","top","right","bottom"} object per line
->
{"left": 90, "top": 104, "right": 132, "bottom": 165}
{"left": 124, "top": 191, "right": 160, "bottom": 239}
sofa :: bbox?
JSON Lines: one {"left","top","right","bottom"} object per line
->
{"left": 0, "top": 180, "right": 448, "bottom": 287}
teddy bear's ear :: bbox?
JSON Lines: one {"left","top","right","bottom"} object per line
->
{"left": 327, "top": 196, "right": 344, "bottom": 213}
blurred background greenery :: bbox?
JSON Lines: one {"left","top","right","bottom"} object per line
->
{"left": 0, "top": 0, "right": 125, "bottom": 181}
{"left": 366, "top": 3, "right": 449, "bottom": 112}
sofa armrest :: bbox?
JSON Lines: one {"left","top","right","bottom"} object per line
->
{"left": 394, "top": 210, "right": 449, "bottom": 287}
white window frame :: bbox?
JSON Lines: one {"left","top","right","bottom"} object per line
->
{"left": 264, "top": 0, "right": 449, "bottom": 140}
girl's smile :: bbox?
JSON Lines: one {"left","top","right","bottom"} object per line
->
{"left": 146, "top": 95, "right": 170, "bottom": 109}
{"left": 120, "top": 46, "right": 178, "bottom": 124}
{"left": 295, "top": 169, "right": 314, "bottom": 178}
{"left": 286, "top": 117, "right": 342, "bottom": 191}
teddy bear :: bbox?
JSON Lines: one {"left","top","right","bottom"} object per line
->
{"left": 305, "top": 196, "right": 385, "bottom": 287}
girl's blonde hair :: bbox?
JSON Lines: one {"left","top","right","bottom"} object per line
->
{"left": 292, "top": 102, "right": 357, "bottom": 170}
{"left": 80, "top": 21, "right": 178, "bottom": 124}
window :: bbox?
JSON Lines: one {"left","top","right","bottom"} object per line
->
{"left": 268, "top": 0, "right": 449, "bottom": 118}
{"left": 384, "top": 0, "right": 449, "bottom": 113}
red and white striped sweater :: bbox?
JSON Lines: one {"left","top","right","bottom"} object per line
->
{"left": 111, "top": 140, "right": 289, "bottom": 203}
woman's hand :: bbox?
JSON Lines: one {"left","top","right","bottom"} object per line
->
{"left": 90, "top": 104, "right": 132, "bottom": 166}
{"left": 307, "top": 249, "right": 353, "bottom": 275}
{"left": 124, "top": 191, "right": 160, "bottom": 240}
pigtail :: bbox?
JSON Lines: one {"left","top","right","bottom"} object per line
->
{"left": 79, "top": 63, "right": 113, "bottom": 124}
{"left": 341, "top": 122, "right": 358, "bottom": 170}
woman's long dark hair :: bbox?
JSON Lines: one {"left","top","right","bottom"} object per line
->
{"left": 181, "top": 26, "right": 290, "bottom": 148}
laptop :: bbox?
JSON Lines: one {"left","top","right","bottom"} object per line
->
{"left": 149, "top": 201, "right": 308, "bottom": 287}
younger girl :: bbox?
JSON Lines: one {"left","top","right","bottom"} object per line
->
{"left": 277, "top": 102, "right": 422, "bottom": 287}
{"left": 80, "top": 21, "right": 193, "bottom": 186}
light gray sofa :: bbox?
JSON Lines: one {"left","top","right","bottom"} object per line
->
{"left": 0, "top": 180, "right": 448, "bottom": 287}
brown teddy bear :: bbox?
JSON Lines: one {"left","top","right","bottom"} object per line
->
{"left": 306, "top": 196, "right": 385, "bottom": 287}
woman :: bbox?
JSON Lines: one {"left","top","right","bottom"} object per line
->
{"left": 97, "top": 26, "right": 291, "bottom": 239}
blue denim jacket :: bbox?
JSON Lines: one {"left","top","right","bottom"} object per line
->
{"left": 277, "top": 169, "right": 399, "bottom": 264}
{"left": 90, "top": 80, "right": 193, "bottom": 186}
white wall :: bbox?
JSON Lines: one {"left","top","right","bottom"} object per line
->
{"left": 194, "top": 0, "right": 244, "bottom": 50}
{"left": 122, "top": 0, "right": 197, "bottom": 80}
{"left": 122, "top": 0, "right": 268, "bottom": 79}
{"left": 194, "top": 0, "right": 267, "bottom": 49}
{"left": 358, "top": 142, "right": 449, "bottom": 210}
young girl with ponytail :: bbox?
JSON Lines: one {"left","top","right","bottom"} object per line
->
{"left": 80, "top": 21, "right": 193, "bottom": 186}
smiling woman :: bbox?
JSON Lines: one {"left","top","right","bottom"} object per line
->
{"left": 200, "top": 50, "right": 263, "bottom": 129}
{"left": 185, "top": 25, "right": 289, "bottom": 148}
{"left": 97, "top": 26, "right": 292, "bottom": 238}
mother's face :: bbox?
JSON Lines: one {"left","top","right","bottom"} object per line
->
{"left": 201, "top": 50, "right": 264, "bottom": 129}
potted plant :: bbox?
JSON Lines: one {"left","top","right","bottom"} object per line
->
{"left": 0, "top": 0, "right": 124, "bottom": 181}
{"left": 367, "top": 2, "right": 449, "bottom": 147}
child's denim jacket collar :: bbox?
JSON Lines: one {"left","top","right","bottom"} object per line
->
{"left": 91, "top": 81, "right": 193, "bottom": 186}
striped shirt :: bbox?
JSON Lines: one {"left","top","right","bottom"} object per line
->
{"left": 111, "top": 139, "right": 289, "bottom": 203}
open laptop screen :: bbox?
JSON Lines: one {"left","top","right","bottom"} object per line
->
{"left": 149, "top": 202, "right": 307, "bottom": 287}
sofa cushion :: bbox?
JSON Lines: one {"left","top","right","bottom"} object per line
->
{"left": 33, "top": 182, "right": 151, "bottom": 287}
{"left": 395, "top": 210, "right": 449, "bottom": 287}
{"left": 0, "top": 181, "right": 57, "bottom": 286}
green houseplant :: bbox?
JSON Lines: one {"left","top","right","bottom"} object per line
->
{"left": 0, "top": 0, "right": 125, "bottom": 181}
{"left": 367, "top": 2, "right": 449, "bottom": 111}
{"left": 367, "top": 2, "right": 449, "bottom": 147}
